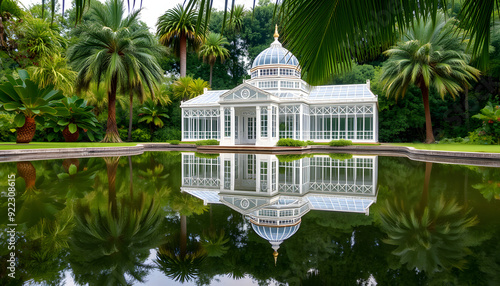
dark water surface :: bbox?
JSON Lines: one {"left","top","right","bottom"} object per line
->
{"left": 1, "top": 152, "right": 499, "bottom": 285}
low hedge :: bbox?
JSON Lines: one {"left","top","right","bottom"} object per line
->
{"left": 194, "top": 152, "right": 220, "bottom": 159}
{"left": 328, "top": 153, "right": 353, "bottom": 160}
{"left": 170, "top": 140, "right": 180, "bottom": 145}
{"left": 195, "top": 139, "right": 220, "bottom": 146}
{"left": 276, "top": 138, "right": 307, "bottom": 147}
{"left": 329, "top": 139, "right": 353, "bottom": 147}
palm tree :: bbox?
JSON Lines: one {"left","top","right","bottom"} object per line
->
{"left": 68, "top": 0, "right": 164, "bottom": 143}
{"left": 226, "top": 5, "right": 245, "bottom": 34}
{"left": 156, "top": 4, "right": 204, "bottom": 78}
{"left": 172, "top": 76, "right": 209, "bottom": 102}
{"left": 199, "top": 32, "right": 229, "bottom": 87}
{"left": 380, "top": 14, "right": 480, "bottom": 143}
{"left": 189, "top": 78, "right": 210, "bottom": 97}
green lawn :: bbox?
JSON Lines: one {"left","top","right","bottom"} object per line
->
{"left": 389, "top": 143, "right": 500, "bottom": 153}
{"left": 0, "top": 142, "right": 140, "bottom": 150}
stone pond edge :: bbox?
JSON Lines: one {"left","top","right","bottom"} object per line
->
{"left": 0, "top": 143, "right": 498, "bottom": 167}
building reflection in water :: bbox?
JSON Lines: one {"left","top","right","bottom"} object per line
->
{"left": 181, "top": 153, "right": 378, "bottom": 262}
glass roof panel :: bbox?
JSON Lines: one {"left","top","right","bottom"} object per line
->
{"left": 308, "top": 85, "right": 375, "bottom": 100}
{"left": 307, "top": 196, "right": 373, "bottom": 213}
{"left": 184, "top": 90, "right": 228, "bottom": 105}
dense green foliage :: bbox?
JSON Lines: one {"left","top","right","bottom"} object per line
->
{"left": 471, "top": 102, "right": 500, "bottom": 144}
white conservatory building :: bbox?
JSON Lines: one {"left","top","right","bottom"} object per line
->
{"left": 181, "top": 28, "right": 378, "bottom": 146}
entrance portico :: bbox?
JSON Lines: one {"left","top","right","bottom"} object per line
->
{"left": 219, "top": 83, "right": 280, "bottom": 146}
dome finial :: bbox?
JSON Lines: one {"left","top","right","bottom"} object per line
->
{"left": 273, "top": 250, "right": 278, "bottom": 266}
{"left": 273, "top": 24, "right": 279, "bottom": 39}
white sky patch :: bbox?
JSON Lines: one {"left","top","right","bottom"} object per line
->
{"left": 17, "top": 0, "right": 257, "bottom": 31}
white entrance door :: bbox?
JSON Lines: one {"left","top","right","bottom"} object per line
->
{"left": 240, "top": 116, "right": 256, "bottom": 145}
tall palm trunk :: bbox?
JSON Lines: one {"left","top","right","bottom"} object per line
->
{"left": 419, "top": 82, "right": 435, "bottom": 143}
{"left": 0, "top": 16, "right": 6, "bottom": 48}
{"left": 105, "top": 157, "right": 120, "bottom": 218}
{"left": 418, "top": 162, "right": 433, "bottom": 214}
{"left": 463, "top": 86, "right": 469, "bottom": 132}
{"left": 128, "top": 156, "right": 133, "bottom": 197}
{"left": 209, "top": 63, "right": 213, "bottom": 87}
{"left": 104, "top": 76, "right": 122, "bottom": 142}
{"left": 180, "top": 32, "right": 187, "bottom": 77}
{"left": 180, "top": 215, "right": 187, "bottom": 259}
{"left": 128, "top": 91, "right": 133, "bottom": 141}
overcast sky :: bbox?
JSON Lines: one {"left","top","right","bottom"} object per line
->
{"left": 17, "top": 0, "right": 256, "bottom": 30}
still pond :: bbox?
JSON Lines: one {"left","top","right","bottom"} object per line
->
{"left": 1, "top": 152, "right": 499, "bottom": 285}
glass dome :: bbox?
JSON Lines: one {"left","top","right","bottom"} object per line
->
{"left": 251, "top": 40, "right": 299, "bottom": 68}
{"left": 251, "top": 222, "right": 301, "bottom": 242}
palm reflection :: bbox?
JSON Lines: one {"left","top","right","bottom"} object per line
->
{"left": 379, "top": 162, "right": 478, "bottom": 273}
{"left": 69, "top": 157, "right": 165, "bottom": 285}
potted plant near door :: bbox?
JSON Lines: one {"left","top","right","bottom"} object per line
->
{"left": 0, "top": 70, "right": 64, "bottom": 143}
{"left": 46, "top": 96, "right": 101, "bottom": 142}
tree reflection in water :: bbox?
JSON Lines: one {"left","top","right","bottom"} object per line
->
{"left": 379, "top": 162, "right": 479, "bottom": 273}
{"left": 69, "top": 157, "right": 165, "bottom": 286}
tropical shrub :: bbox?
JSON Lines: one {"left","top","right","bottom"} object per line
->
{"left": 468, "top": 129, "right": 495, "bottom": 145}
{"left": 328, "top": 153, "right": 353, "bottom": 160}
{"left": 131, "top": 129, "right": 152, "bottom": 142}
{"left": 153, "top": 127, "right": 181, "bottom": 142}
{"left": 276, "top": 138, "right": 307, "bottom": 147}
{"left": 329, "top": 139, "right": 353, "bottom": 146}
{"left": 194, "top": 152, "right": 219, "bottom": 159}
{"left": 0, "top": 70, "right": 64, "bottom": 143}
{"left": 119, "top": 128, "right": 152, "bottom": 142}
{"left": 45, "top": 96, "right": 101, "bottom": 142}
{"left": 195, "top": 139, "right": 219, "bottom": 146}
{"left": 138, "top": 100, "right": 170, "bottom": 138}
{"left": 437, "top": 137, "right": 469, "bottom": 144}
{"left": 472, "top": 102, "right": 500, "bottom": 144}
